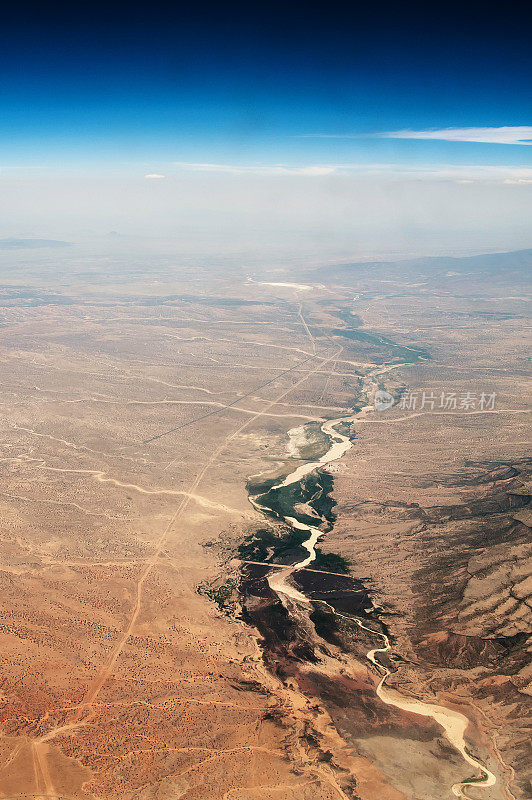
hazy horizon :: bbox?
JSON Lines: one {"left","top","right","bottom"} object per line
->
{"left": 1, "top": 3, "right": 531, "bottom": 263}
{"left": 2, "top": 169, "right": 531, "bottom": 264}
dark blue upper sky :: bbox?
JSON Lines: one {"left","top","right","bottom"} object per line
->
{"left": 1, "top": 0, "right": 531, "bottom": 169}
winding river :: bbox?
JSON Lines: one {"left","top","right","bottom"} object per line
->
{"left": 249, "top": 394, "right": 497, "bottom": 799}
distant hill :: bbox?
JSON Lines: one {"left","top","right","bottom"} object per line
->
{"left": 0, "top": 238, "right": 72, "bottom": 249}
{"left": 307, "top": 248, "right": 532, "bottom": 283}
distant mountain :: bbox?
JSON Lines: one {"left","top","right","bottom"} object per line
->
{"left": 307, "top": 248, "right": 532, "bottom": 283}
{"left": 0, "top": 238, "right": 72, "bottom": 249}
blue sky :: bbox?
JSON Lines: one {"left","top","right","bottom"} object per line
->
{"left": 1, "top": 1, "right": 531, "bottom": 173}
{"left": 0, "top": 1, "right": 530, "bottom": 256}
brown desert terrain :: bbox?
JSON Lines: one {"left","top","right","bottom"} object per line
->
{"left": 0, "top": 247, "right": 530, "bottom": 800}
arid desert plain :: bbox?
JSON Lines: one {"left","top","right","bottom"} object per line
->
{"left": 0, "top": 246, "right": 530, "bottom": 800}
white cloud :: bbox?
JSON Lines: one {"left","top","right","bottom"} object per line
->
{"left": 145, "top": 173, "right": 166, "bottom": 179}
{"left": 173, "top": 162, "right": 336, "bottom": 176}
{"left": 380, "top": 126, "right": 532, "bottom": 145}
{"left": 301, "top": 126, "right": 532, "bottom": 145}
{"left": 371, "top": 164, "right": 532, "bottom": 182}
{"left": 172, "top": 161, "right": 532, "bottom": 183}
{"left": 294, "top": 165, "right": 337, "bottom": 176}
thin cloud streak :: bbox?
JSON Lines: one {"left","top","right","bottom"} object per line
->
{"left": 170, "top": 161, "right": 532, "bottom": 183}
{"left": 382, "top": 126, "right": 532, "bottom": 145}
{"left": 173, "top": 162, "right": 336, "bottom": 176}
{"left": 302, "top": 126, "right": 532, "bottom": 145}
